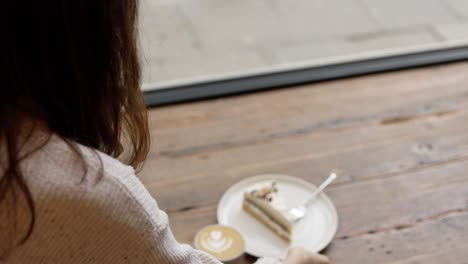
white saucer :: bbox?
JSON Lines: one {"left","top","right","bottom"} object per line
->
{"left": 217, "top": 174, "right": 338, "bottom": 259}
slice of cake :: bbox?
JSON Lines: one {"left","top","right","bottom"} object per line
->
{"left": 242, "top": 181, "right": 294, "bottom": 241}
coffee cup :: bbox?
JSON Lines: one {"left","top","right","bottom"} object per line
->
{"left": 194, "top": 224, "right": 245, "bottom": 262}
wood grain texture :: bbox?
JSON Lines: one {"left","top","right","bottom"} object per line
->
{"left": 140, "top": 62, "right": 468, "bottom": 263}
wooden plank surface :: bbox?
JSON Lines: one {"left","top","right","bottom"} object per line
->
{"left": 140, "top": 62, "right": 468, "bottom": 263}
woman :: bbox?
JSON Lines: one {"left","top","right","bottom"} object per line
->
{"left": 0, "top": 1, "right": 329, "bottom": 263}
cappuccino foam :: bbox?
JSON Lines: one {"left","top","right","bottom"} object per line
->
{"left": 194, "top": 225, "right": 244, "bottom": 261}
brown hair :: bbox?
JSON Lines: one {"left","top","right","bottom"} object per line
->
{"left": 0, "top": 0, "right": 149, "bottom": 256}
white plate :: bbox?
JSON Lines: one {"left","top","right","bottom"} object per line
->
{"left": 217, "top": 174, "right": 338, "bottom": 259}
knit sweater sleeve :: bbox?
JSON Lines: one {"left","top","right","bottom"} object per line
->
{"left": 107, "top": 166, "right": 278, "bottom": 264}
{"left": 8, "top": 145, "right": 222, "bottom": 264}
{"left": 92, "top": 159, "right": 223, "bottom": 264}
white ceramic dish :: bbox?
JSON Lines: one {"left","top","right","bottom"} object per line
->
{"left": 217, "top": 174, "right": 338, "bottom": 259}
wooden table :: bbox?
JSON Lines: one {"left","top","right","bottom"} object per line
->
{"left": 139, "top": 62, "right": 468, "bottom": 263}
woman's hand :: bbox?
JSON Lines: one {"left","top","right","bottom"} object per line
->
{"left": 283, "top": 247, "right": 330, "bottom": 264}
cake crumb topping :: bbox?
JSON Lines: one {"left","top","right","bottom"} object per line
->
{"left": 251, "top": 181, "right": 278, "bottom": 202}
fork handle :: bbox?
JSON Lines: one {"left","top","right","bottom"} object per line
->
{"left": 305, "top": 173, "right": 337, "bottom": 206}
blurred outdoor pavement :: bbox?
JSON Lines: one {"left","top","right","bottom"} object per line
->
{"left": 139, "top": 0, "right": 468, "bottom": 88}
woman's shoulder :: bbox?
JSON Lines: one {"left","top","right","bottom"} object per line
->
{"left": 23, "top": 133, "right": 130, "bottom": 182}
{"left": 11, "top": 131, "right": 221, "bottom": 264}
{"left": 10, "top": 134, "right": 172, "bottom": 262}
{"left": 23, "top": 132, "right": 160, "bottom": 217}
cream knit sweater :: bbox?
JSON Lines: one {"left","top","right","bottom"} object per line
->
{"left": 1, "top": 130, "right": 226, "bottom": 263}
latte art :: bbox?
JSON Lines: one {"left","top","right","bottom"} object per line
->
{"left": 194, "top": 225, "right": 244, "bottom": 261}
{"left": 200, "top": 230, "right": 233, "bottom": 253}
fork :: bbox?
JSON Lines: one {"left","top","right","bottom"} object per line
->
{"left": 288, "top": 173, "right": 337, "bottom": 222}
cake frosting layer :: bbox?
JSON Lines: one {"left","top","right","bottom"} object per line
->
{"left": 242, "top": 200, "right": 291, "bottom": 241}
{"left": 242, "top": 182, "right": 293, "bottom": 242}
